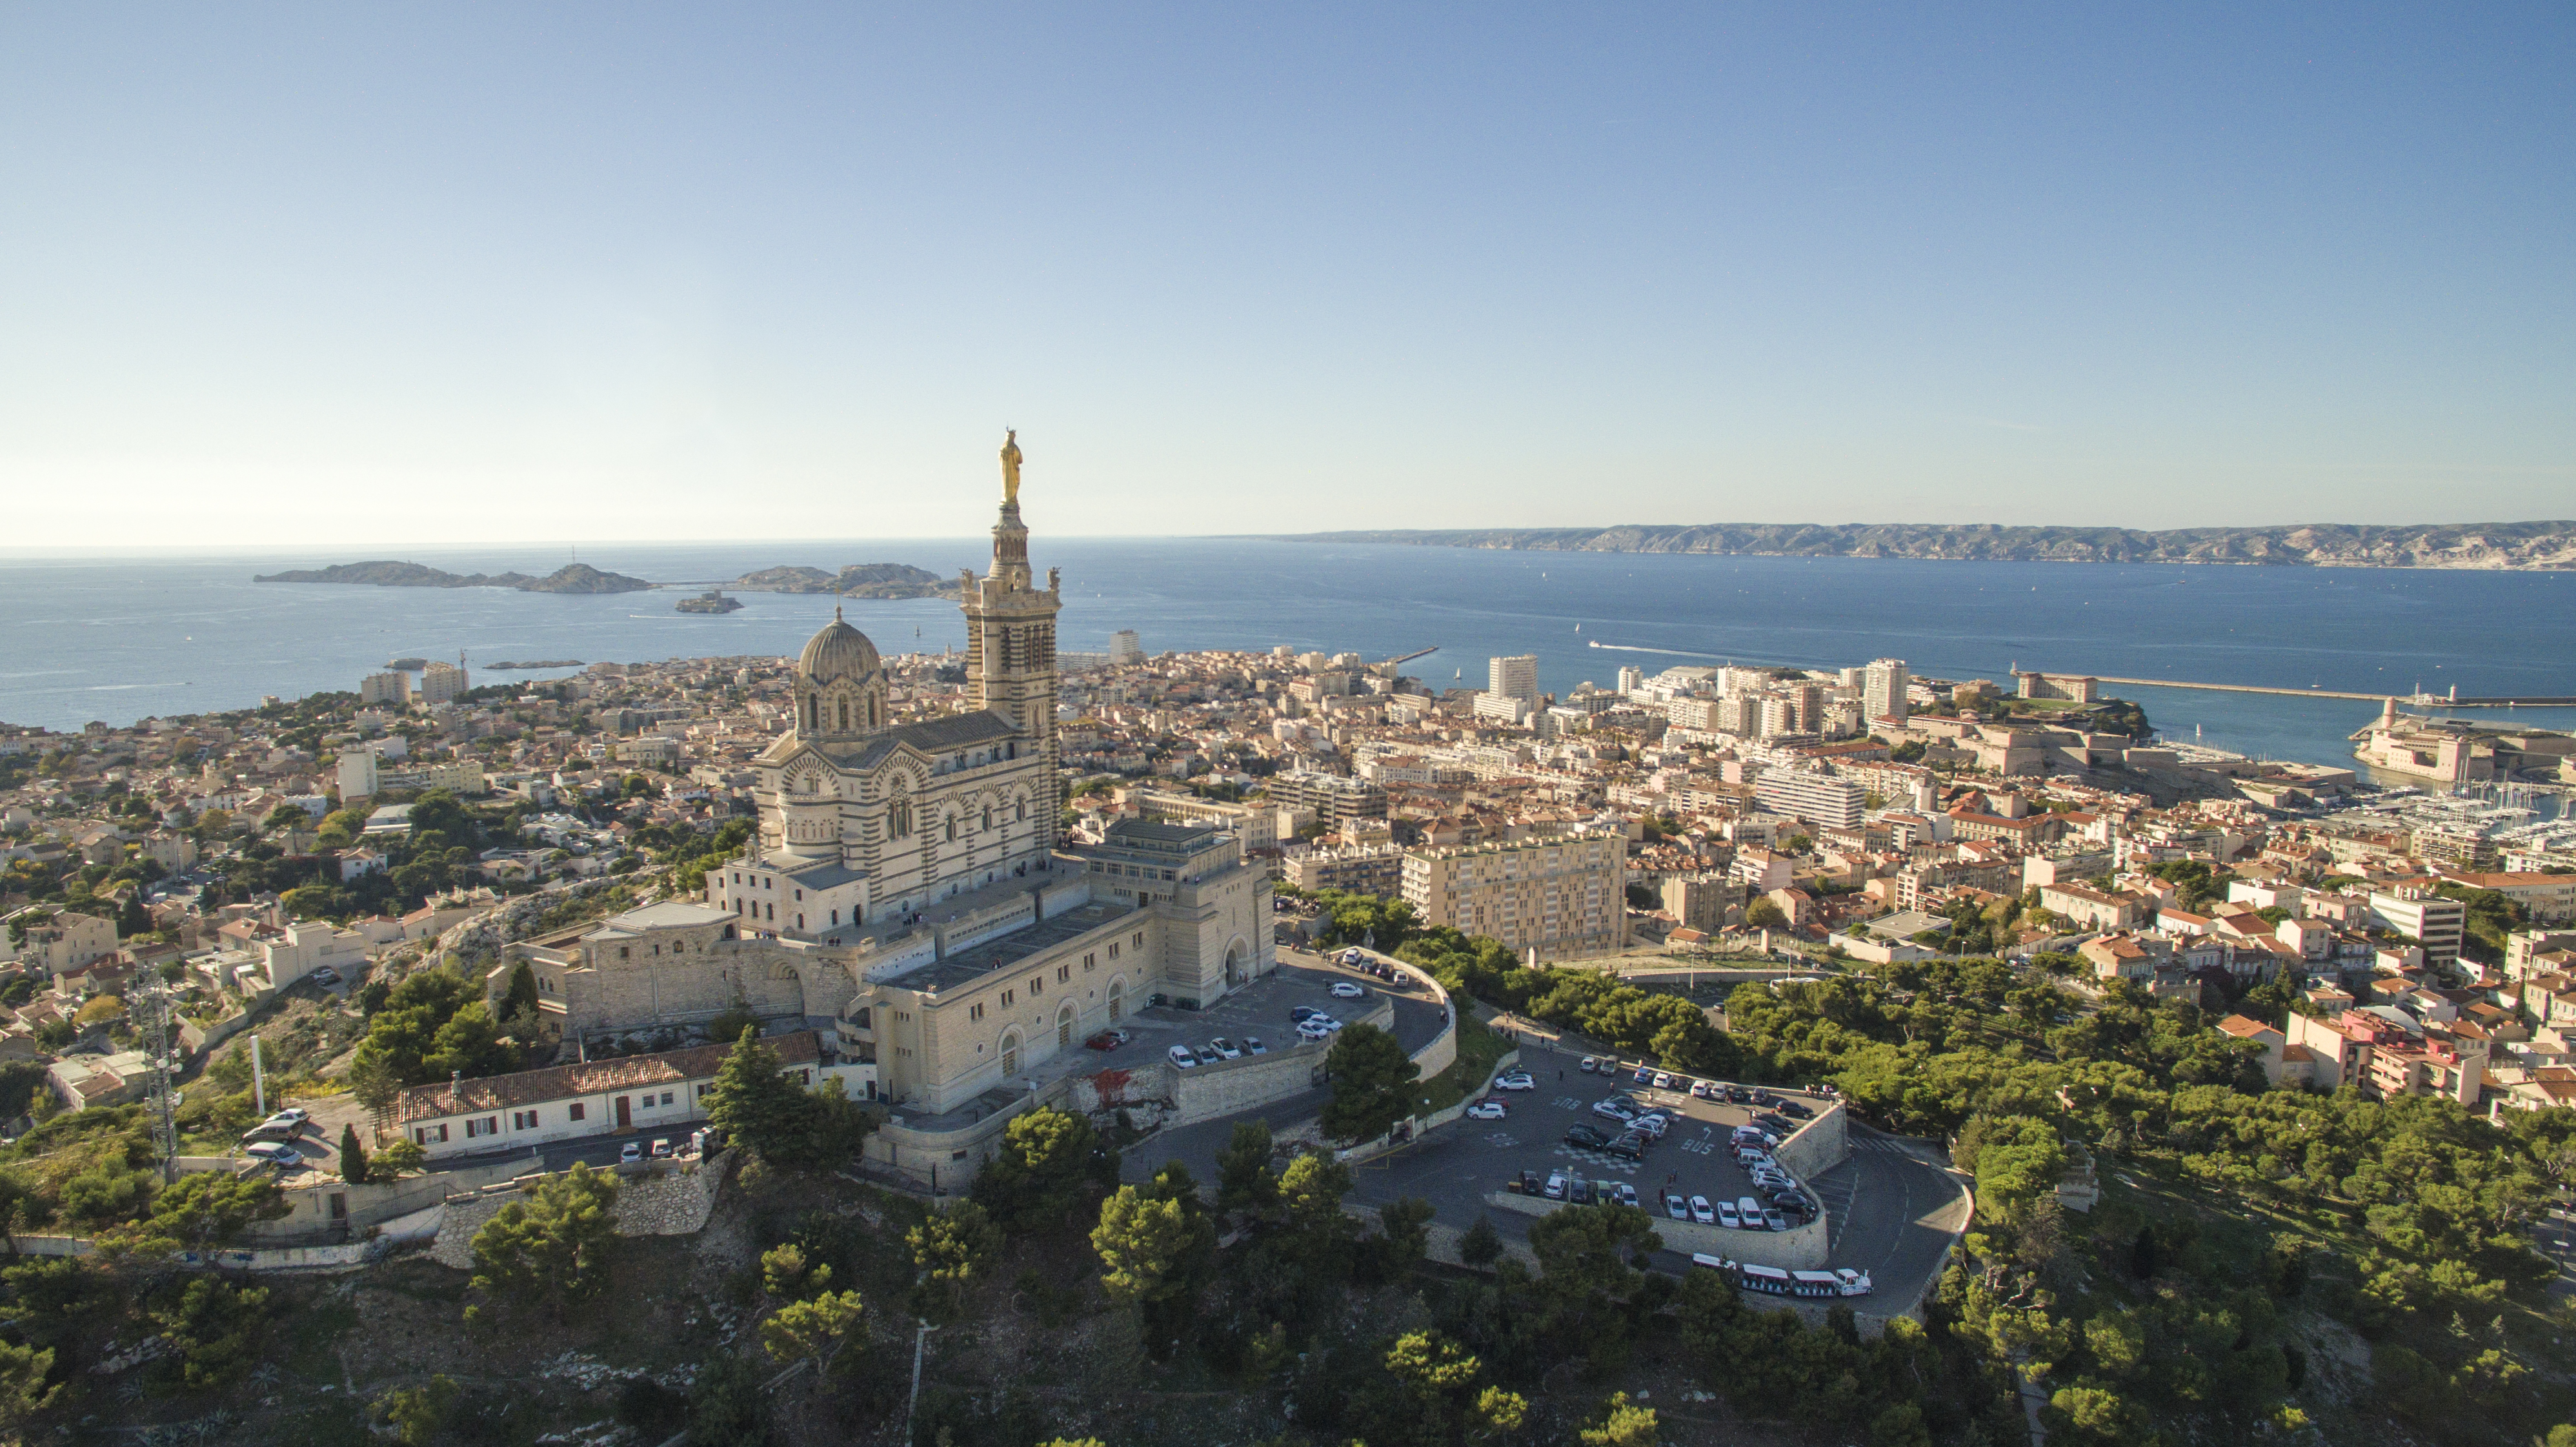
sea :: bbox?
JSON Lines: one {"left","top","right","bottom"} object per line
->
{"left": 5, "top": 538, "right": 2573, "bottom": 773}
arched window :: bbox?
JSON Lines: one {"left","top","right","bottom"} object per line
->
{"left": 837, "top": 698, "right": 849, "bottom": 731}
{"left": 889, "top": 794, "right": 911, "bottom": 839}
{"left": 1057, "top": 1004, "right": 1075, "bottom": 1047}
{"left": 1016, "top": 800, "right": 1027, "bottom": 822}
{"left": 1107, "top": 978, "right": 1125, "bottom": 1021}
{"left": 945, "top": 816, "right": 957, "bottom": 842}
{"left": 1000, "top": 1031, "right": 1020, "bottom": 1077}
{"left": 981, "top": 806, "right": 992, "bottom": 832}
{"left": 803, "top": 696, "right": 817, "bottom": 732}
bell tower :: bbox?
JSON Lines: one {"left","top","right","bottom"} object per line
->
{"left": 961, "top": 431, "right": 1063, "bottom": 844}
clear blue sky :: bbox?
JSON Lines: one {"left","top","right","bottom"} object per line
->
{"left": 3, "top": 5, "right": 2569, "bottom": 544}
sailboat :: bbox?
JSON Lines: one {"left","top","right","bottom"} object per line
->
{"left": 1574, "top": 623, "right": 1581, "bottom": 632}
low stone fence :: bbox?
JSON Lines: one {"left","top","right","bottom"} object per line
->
{"left": 1334, "top": 1048, "right": 1520, "bottom": 1165}
{"left": 1342, "top": 947, "right": 1458, "bottom": 1082}
{"left": 1483, "top": 1189, "right": 1828, "bottom": 1270}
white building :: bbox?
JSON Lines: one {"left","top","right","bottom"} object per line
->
{"left": 1753, "top": 767, "right": 1866, "bottom": 831}
{"left": 1864, "top": 658, "right": 1909, "bottom": 727}
{"left": 2368, "top": 887, "right": 2467, "bottom": 966}
{"left": 1108, "top": 630, "right": 1143, "bottom": 666}
{"left": 1487, "top": 654, "right": 1538, "bottom": 707}
{"left": 394, "top": 1029, "right": 865, "bottom": 1159}
{"left": 1402, "top": 829, "right": 1627, "bottom": 960}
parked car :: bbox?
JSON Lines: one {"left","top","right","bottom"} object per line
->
{"left": 1615, "top": 1182, "right": 1640, "bottom": 1209}
{"left": 1569, "top": 1179, "right": 1595, "bottom": 1204}
{"left": 1085, "top": 1029, "right": 1131, "bottom": 1051}
{"left": 1194, "top": 1046, "right": 1223, "bottom": 1066}
{"left": 1544, "top": 1171, "right": 1569, "bottom": 1200}
{"left": 1169, "top": 1044, "right": 1200, "bottom": 1068}
{"left": 1211, "top": 1037, "right": 1244, "bottom": 1059}
{"left": 1749, "top": 1089, "right": 1781, "bottom": 1108}
{"left": 1518, "top": 1169, "right": 1542, "bottom": 1196}
{"left": 308, "top": 966, "right": 341, "bottom": 986}
{"left": 1690, "top": 1195, "right": 1716, "bottom": 1225}
{"left": 245, "top": 1142, "right": 302, "bottom": 1168}
{"left": 1716, "top": 1200, "right": 1742, "bottom": 1229}
{"left": 1493, "top": 1071, "right": 1535, "bottom": 1091}
{"left": 1591, "top": 1099, "right": 1636, "bottom": 1123}
{"left": 1298, "top": 1021, "right": 1333, "bottom": 1042}
{"left": 1578, "top": 1057, "right": 1600, "bottom": 1073}
{"left": 1724, "top": 1086, "right": 1753, "bottom": 1104}
{"left": 621, "top": 1141, "right": 643, "bottom": 1163}
{"left": 1564, "top": 1124, "right": 1609, "bottom": 1149}
{"left": 241, "top": 1121, "right": 299, "bottom": 1145}
{"left": 1755, "top": 1113, "right": 1795, "bottom": 1133}
{"left": 1762, "top": 1208, "right": 1789, "bottom": 1231}
{"left": 1689, "top": 1078, "right": 1716, "bottom": 1098}
{"left": 1602, "top": 1133, "right": 1646, "bottom": 1160}
{"left": 1329, "top": 981, "right": 1367, "bottom": 999}
{"left": 1664, "top": 1191, "right": 1691, "bottom": 1220}
{"left": 1631, "top": 1066, "right": 1654, "bottom": 1084}
{"left": 1629, "top": 1112, "right": 1670, "bottom": 1138}
{"left": 1651, "top": 1071, "right": 1675, "bottom": 1090}
{"left": 1778, "top": 1100, "right": 1815, "bottom": 1120}
{"left": 1738, "top": 1195, "right": 1765, "bottom": 1225}
{"left": 1772, "top": 1189, "right": 1816, "bottom": 1213}
{"left": 270, "top": 1107, "right": 311, "bottom": 1126}
{"left": 1245, "top": 1036, "right": 1267, "bottom": 1055}
{"left": 651, "top": 1138, "right": 674, "bottom": 1159}
{"left": 1467, "top": 1099, "right": 1507, "bottom": 1120}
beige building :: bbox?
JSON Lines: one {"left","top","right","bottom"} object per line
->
{"left": 3, "top": 909, "right": 117, "bottom": 976}
{"left": 1402, "top": 829, "right": 1627, "bottom": 960}
{"left": 495, "top": 458, "right": 1276, "bottom": 1188}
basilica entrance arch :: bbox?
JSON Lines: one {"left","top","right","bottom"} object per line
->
{"left": 1000, "top": 1031, "right": 1021, "bottom": 1078}
{"left": 1223, "top": 938, "right": 1248, "bottom": 989}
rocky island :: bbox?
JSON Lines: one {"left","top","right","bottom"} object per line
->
{"left": 255, "top": 560, "right": 655, "bottom": 592}
{"left": 729, "top": 562, "right": 963, "bottom": 598}
{"left": 1266, "top": 520, "right": 2576, "bottom": 569}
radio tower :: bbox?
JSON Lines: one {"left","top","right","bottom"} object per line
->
{"left": 133, "top": 971, "right": 179, "bottom": 1182}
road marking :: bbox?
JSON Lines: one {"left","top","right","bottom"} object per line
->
{"left": 1484, "top": 1132, "right": 1518, "bottom": 1148}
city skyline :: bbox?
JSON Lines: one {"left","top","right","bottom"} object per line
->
{"left": 5, "top": 5, "right": 2571, "bottom": 545}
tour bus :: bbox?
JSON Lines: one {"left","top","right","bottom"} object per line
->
{"left": 1793, "top": 1269, "right": 1874, "bottom": 1298}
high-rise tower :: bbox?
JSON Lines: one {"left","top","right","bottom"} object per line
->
{"left": 961, "top": 430, "right": 1064, "bottom": 844}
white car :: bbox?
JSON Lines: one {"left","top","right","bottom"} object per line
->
{"left": 1716, "top": 1200, "right": 1742, "bottom": 1229}
{"left": 1629, "top": 1114, "right": 1669, "bottom": 1139}
{"left": 1651, "top": 1071, "right": 1675, "bottom": 1089}
{"left": 1211, "top": 1037, "right": 1244, "bottom": 1060}
{"left": 270, "top": 1107, "right": 311, "bottom": 1126}
{"left": 1466, "top": 1099, "right": 1507, "bottom": 1120}
{"left": 1169, "top": 1044, "right": 1200, "bottom": 1068}
{"left": 1329, "top": 981, "right": 1367, "bottom": 999}
{"left": 245, "top": 1142, "right": 303, "bottom": 1168}
{"left": 1689, "top": 1079, "right": 1716, "bottom": 1098}
{"left": 1689, "top": 1194, "right": 1716, "bottom": 1225}
{"left": 1244, "top": 1037, "right": 1267, "bottom": 1055}
{"left": 1298, "top": 1020, "right": 1334, "bottom": 1042}
{"left": 621, "top": 1141, "right": 643, "bottom": 1163}
{"left": 1591, "top": 1099, "right": 1637, "bottom": 1123}
{"left": 1493, "top": 1071, "right": 1536, "bottom": 1092}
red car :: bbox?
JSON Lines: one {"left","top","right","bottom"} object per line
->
{"left": 1085, "top": 1029, "right": 1131, "bottom": 1051}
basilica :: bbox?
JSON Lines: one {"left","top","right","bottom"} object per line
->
{"left": 492, "top": 440, "right": 1276, "bottom": 1188}
{"left": 705, "top": 452, "right": 1064, "bottom": 938}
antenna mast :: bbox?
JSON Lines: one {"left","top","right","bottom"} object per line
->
{"left": 135, "top": 970, "right": 179, "bottom": 1182}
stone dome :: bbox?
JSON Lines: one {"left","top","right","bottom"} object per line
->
{"left": 797, "top": 609, "right": 880, "bottom": 683}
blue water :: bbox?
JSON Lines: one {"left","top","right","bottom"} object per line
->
{"left": 4, "top": 538, "right": 2573, "bottom": 769}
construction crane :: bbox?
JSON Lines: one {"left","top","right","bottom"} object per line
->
{"left": 1367, "top": 646, "right": 1438, "bottom": 679}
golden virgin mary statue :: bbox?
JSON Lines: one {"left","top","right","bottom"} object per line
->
{"left": 1000, "top": 429, "right": 1023, "bottom": 505}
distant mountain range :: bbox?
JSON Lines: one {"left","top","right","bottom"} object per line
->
{"left": 254, "top": 561, "right": 654, "bottom": 592}
{"left": 730, "top": 563, "right": 963, "bottom": 599}
{"left": 1264, "top": 521, "right": 2576, "bottom": 569}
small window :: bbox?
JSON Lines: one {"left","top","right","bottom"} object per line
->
{"left": 1003, "top": 989, "right": 1016, "bottom": 1006}
{"left": 1083, "top": 953, "right": 1095, "bottom": 970}
{"left": 569, "top": 1103, "right": 585, "bottom": 1121}
{"left": 661, "top": 1091, "right": 676, "bottom": 1106}
{"left": 1057, "top": 965, "right": 1070, "bottom": 983}
{"left": 1030, "top": 976, "right": 1043, "bottom": 995}
{"left": 619, "top": 947, "right": 630, "bottom": 960}
{"left": 970, "top": 1003, "right": 985, "bottom": 1021}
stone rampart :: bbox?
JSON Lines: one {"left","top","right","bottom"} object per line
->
{"left": 1169, "top": 1040, "right": 1330, "bottom": 1126}
{"left": 1773, "top": 1100, "right": 1849, "bottom": 1182}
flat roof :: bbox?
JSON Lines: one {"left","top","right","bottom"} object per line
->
{"left": 905, "top": 898, "right": 1139, "bottom": 993}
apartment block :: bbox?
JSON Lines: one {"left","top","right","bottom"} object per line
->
{"left": 1402, "top": 829, "right": 1627, "bottom": 960}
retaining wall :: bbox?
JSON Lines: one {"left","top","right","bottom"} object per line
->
{"left": 427, "top": 1152, "right": 730, "bottom": 1268}
{"left": 1773, "top": 1102, "right": 1849, "bottom": 1182}
{"left": 1483, "top": 1189, "right": 1828, "bottom": 1270}
{"left": 1169, "top": 1041, "right": 1330, "bottom": 1127}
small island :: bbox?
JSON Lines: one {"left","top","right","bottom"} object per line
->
{"left": 256, "top": 560, "right": 655, "bottom": 594}
{"left": 675, "top": 588, "right": 744, "bottom": 614}
{"left": 729, "top": 563, "right": 963, "bottom": 599}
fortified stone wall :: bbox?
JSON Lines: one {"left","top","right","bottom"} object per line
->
{"left": 1773, "top": 1101, "right": 1849, "bottom": 1182}
{"left": 1168, "top": 1040, "right": 1331, "bottom": 1127}
{"left": 427, "top": 1154, "right": 730, "bottom": 1269}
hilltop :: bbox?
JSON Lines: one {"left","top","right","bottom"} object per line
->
{"left": 1265, "top": 520, "right": 2576, "bottom": 569}
{"left": 253, "top": 560, "right": 655, "bottom": 592}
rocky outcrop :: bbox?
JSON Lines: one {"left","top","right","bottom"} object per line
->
{"left": 1269, "top": 521, "right": 2576, "bottom": 570}
{"left": 731, "top": 563, "right": 964, "bottom": 598}
{"left": 254, "top": 561, "right": 654, "bottom": 592}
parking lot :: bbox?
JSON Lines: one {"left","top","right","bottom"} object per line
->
{"left": 1340, "top": 1033, "right": 1843, "bottom": 1252}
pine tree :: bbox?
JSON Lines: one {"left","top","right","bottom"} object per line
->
{"left": 339, "top": 1122, "right": 370, "bottom": 1185}
{"left": 466, "top": 1162, "right": 619, "bottom": 1323}
{"left": 705, "top": 1027, "right": 814, "bottom": 1164}
{"left": 1460, "top": 1213, "right": 1504, "bottom": 1271}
